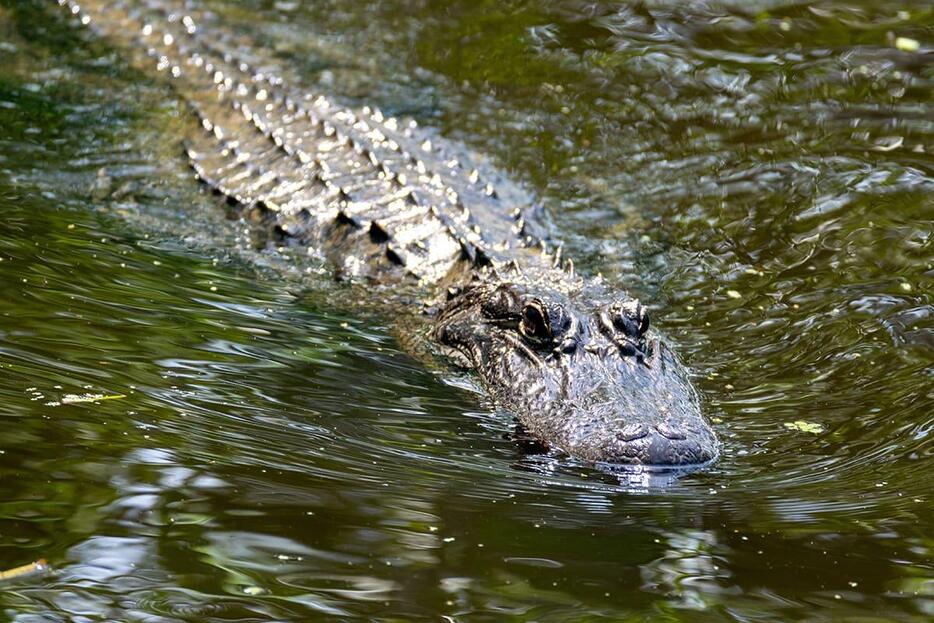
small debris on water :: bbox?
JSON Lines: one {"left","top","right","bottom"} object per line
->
{"left": 894, "top": 36, "right": 920, "bottom": 52}
{"left": 242, "top": 585, "right": 267, "bottom": 596}
{"left": 873, "top": 136, "right": 904, "bottom": 152}
{"left": 0, "top": 559, "right": 49, "bottom": 582}
{"left": 58, "top": 393, "right": 127, "bottom": 405}
{"left": 899, "top": 282, "right": 912, "bottom": 292}
{"left": 726, "top": 290, "right": 742, "bottom": 299}
{"left": 784, "top": 420, "right": 824, "bottom": 434}
{"left": 275, "top": 554, "right": 303, "bottom": 562}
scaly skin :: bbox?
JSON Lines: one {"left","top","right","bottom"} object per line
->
{"left": 60, "top": 0, "right": 719, "bottom": 467}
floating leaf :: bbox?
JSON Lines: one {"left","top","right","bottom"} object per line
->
{"left": 784, "top": 420, "right": 824, "bottom": 434}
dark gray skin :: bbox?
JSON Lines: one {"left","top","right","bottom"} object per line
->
{"left": 63, "top": 0, "right": 719, "bottom": 468}
{"left": 434, "top": 274, "right": 718, "bottom": 466}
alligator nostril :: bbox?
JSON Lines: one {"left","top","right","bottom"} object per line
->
{"left": 617, "top": 423, "right": 649, "bottom": 442}
{"left": 655, "top": 422, "right": 687, "bottom": 440}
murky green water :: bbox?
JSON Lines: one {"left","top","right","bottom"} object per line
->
{"left": 0, "top": 0, "right": 931, "bottom": 620}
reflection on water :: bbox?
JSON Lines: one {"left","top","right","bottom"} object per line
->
{"left": 0, "top": 0, "right": 931, "bottom": 620}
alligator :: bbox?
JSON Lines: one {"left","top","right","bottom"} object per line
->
{"left": 59, "top": 0, "right": 719, "bottom": 467}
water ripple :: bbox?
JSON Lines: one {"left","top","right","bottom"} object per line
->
{"left": 0, "top": 0, "right": 930, "bottom": 621}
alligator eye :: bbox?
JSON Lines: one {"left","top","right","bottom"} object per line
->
{"left": 519, "top": 300, "right": 552, "bottom": 341}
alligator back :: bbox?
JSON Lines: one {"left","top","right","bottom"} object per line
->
{"left": 63, "top": 0, "right": 545, "bottom": 284}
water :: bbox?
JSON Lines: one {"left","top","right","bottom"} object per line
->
{"left": 0, "top": 0, "right": 931, "bottom": 620}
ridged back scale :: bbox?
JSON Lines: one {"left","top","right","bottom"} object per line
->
{"left": 64, "top": 0, "right": 556, "bottom": 285}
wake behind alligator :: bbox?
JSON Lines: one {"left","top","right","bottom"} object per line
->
{"left": 59, "top": 0, "right": 719, "bottom": 467}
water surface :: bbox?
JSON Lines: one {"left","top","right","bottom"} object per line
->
{"left": 0, "top": 0, "right": 931, "bottom": 620}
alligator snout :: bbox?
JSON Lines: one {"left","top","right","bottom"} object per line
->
{"left": 437, "top": 281, "right": 721, "bottom": 469}
{"left": 608, "top": 422, "right": 719, "bottom": 467}
{"left": 560, "top": 400, "right": 719, "bottom": 467}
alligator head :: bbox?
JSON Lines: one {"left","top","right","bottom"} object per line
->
{"left": 434, "top": 277, "right": 719, "bottom": 467}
